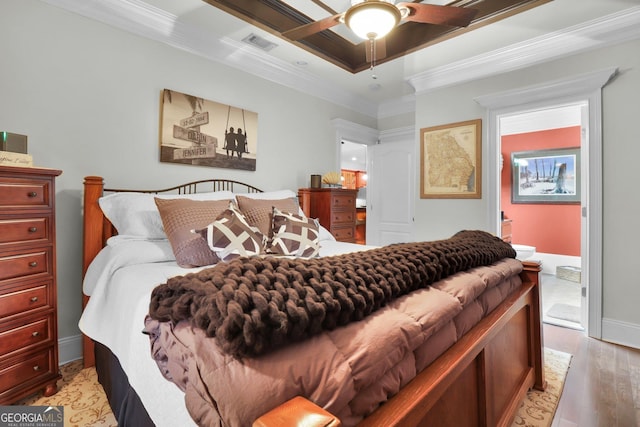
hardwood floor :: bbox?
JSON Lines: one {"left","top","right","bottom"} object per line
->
{"left": 544, "top": 323, "right": 640, "bottom": 427}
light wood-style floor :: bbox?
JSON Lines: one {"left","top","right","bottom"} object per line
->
{"left": 544, "top": 323, "right": 640, "bottom": 427}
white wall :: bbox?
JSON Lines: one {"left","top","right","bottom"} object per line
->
{"left": 413, "top": 39, "right": 640, "bottom": 347}
{"left": 0, "top": 0, "right": 375, "bottom": 356}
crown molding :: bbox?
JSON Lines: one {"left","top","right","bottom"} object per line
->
{"left": 408, "top": 6, "right": 640, "bottom": 95}
{"left": 379, "top": 126, "right": 414, "bottom": 143}
{"left": 377, "top": 94, "right": 416, "bottom": 119}
{"left": 41, "top": 0, "right": 640, "bottom": 119}
{"left": 474, "top": 67, "right": 618, "bottom": 110}
{"left": 41, "top": 0, "right": 378, "bottom": 118}
{"left": 330, "top": 118, "right": 379, "bottom": 145}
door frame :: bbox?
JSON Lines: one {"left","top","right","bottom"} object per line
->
{"left": 475, "top": 67, "right": 618, "bottom": 338}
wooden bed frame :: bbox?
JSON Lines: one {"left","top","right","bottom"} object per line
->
{"left": 81, "top": 175, "right": 545, "bottom": 427}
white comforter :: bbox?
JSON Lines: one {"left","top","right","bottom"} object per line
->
{"left": 79, "top": 235, "right": 375, "bottom": 426}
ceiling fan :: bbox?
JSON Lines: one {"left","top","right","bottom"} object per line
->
{"left": 282, "top": 1, "right": 479, "bottom": 46}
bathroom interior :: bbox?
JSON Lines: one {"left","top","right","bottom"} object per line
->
{"left": 500, "top": 105, "right": 584, "bottom": 330}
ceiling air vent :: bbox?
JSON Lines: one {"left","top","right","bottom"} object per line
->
{"left": 242, "top": 33, "right": 278, "bottom": 51}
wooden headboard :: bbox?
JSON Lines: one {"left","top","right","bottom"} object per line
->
{"left": 81, "top": 175, "right": 262, "bottom": 366}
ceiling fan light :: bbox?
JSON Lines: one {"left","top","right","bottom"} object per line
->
{"left": 345, "top": 1, "right": 401, "bottom": 40}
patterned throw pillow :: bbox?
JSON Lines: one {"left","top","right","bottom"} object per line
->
{"left": 154, "top": 198, "right": 232, "bottom": 268}
{"left": 195, "top": 202, "right": 265, "bottom": 261}
{"left": 268, "top": 207, "right": 320, "bottom": 258}
{"left": 235, "top": 196, "right": 300, "bottom": 237}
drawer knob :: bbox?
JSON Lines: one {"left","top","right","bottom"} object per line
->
{"left": 28, "top": 191, "right": 38, "bottom": 198}
{"left": 32, "top": 331, "right": 40, "bottom": 337}
{"left": 28, "top": 227, "right": 38, "bottom": 232}
{"left": 30, "top": 296, "right": 39, "bottom": 302}
{"left": 33, "top": 365, "right": 41, "bottom": 371}
{"left": 29, "top": 261, "right": 38, "bottom": 267}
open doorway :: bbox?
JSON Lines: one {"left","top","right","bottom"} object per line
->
{"left": 477, "top": 67, "right": 616, "bottom": 339}
{"left": 499, "top": 103, "right": 585, "bottom": 330}
{"left": 340, "top": 140, "right": 368, "bottom": 244}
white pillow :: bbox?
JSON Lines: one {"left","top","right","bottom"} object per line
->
{"left": 318, "top": 225, "right": 336, "bottom": 242}
{"left": 99, "top": 190, "right": 235, "bottom": 239}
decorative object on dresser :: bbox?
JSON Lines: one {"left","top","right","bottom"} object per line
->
{"left": 298, "top": 188, "right": 357, "bottom": 243}
{"left": 1, "top": 132, "right": 32, "bottom": 167}
{"left": 320, "top": 171, "right": 342, "bottom": 187}
{"left": 1, "top": 132, "right": 28, "bottom": 154}
{"left": 0, "top": 165, "right": 62, "bottom": 404}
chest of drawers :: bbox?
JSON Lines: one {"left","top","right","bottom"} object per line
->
{"left": 0, "top": 165, "right": 62, "bottom": 404}
{"left": 298, "top": 188, "right": 357, "bottom": 243}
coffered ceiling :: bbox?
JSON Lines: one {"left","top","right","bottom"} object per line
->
{"left": 202, "top": 0, "right": 551, "bottom": 74}
{"left": 45, "top": 0, "right": 640, "bottom": 116}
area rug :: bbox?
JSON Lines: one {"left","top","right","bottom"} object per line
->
{"left": 16, "top": 348, "right": 571, "bottom": 427}
{"left": 511, "top": 348, "right": 572, "bottom": 427}
{"left": 547, "top": 303, "right": 581, "bottom": 324}
{"left": 15, "top": 360, "right": 116, "bottom": 427}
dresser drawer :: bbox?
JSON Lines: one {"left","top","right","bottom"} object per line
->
{"left": 0, "top": 284, "right": 49, "bottom": 319}
{"left": 0, "top": 251, "right": 50, "bottom": 282}
{"left": 331, "top": 194, "right": 355, "bottom": 209}
{"left": 0, "top": 349, "right": 54, "bottom": 394}
{"left": 0, "top": 218, "right": 49, "bottom": 246}
{"left": 331, "top": 226, "right": 355, "bottom": 242}
{"left": 0, "top": 181, "right": 50, "bottom": 208}
{"left": 0, "top": 317, "right": 51, "bottom": 357}
{"left": 330, "top": 210, "right": 354, "bottom": 224}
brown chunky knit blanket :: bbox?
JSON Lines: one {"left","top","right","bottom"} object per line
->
{"left": 148, "top": 230, "right": 515, "bottom": 358}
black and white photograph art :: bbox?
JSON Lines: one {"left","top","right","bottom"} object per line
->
{"left": 159, "top": 89, "right": 258, "bottom": 171}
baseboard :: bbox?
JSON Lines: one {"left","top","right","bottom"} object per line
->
{"left": 59, "top": 334, "right": 83, "bottom": 365}
{"left": 602, "top": 318, "right": 640, "bottom": 349}
{"left": 524, "top": 252, "right": 580, "bottom": 276}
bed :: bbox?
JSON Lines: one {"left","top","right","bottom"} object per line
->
{"left": 79, "top": 175, "right": 545, "bottom": 427}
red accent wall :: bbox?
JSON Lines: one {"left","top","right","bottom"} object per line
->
{"left": 501, "top": 127, "right": 581, "bottom": 256}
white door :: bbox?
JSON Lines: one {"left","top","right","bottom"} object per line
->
{"left": 366, "top": 140, "right": 415, "bottom": 245}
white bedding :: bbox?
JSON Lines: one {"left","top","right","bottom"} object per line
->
{"left": 79, "top": 235, "right": 375, "bottom": 426}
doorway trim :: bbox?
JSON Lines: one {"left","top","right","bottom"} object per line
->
{"left": 475, "top": 66, "right": 618, "bottom": 338}
{"left": 331, "top": 118, "right": 378, "bottom": 169}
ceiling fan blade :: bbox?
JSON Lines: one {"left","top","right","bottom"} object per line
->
{"left": 281, "top": 13, "right": 343, "bottom": 41}
{"left": 398, "top": 3, "right": 478, "bottom": 28}
{"left": 365, "top": 38, "right": 387, "bottom": 63}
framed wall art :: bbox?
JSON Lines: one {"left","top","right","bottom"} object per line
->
{"left": 511, "top": 147, "right": 580, "bottom": 204}
{"left": 159, "top": 89, "right": 258, "bottom": 171}
{"left": 420, "top": 119, "right": 481, "bottom": 199}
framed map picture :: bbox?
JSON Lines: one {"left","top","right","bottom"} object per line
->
{"left": 420, "top": 119, "right": 482, "bottom": 199}
{"left": 159, "top": 89, "right": 258, "bottom": 171}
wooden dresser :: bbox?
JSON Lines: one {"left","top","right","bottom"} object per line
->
{"left": 298, "top": 188, "right": 357, "bottom": 243}
{"left": 0, "top": 165, "right": 62, "bottom": 404}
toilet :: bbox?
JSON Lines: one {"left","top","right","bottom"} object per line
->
{"left": 511, "top": 244, "right": 536, "bottom": 260}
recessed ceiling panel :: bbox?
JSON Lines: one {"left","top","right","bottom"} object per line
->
{"left": 201, "top": 0, "right": 553, "bottom": 73}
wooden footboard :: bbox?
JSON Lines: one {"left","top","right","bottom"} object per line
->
{"left": 254, "top": 260, "right": 544, "bottom": 427}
